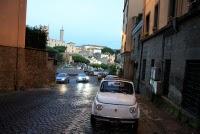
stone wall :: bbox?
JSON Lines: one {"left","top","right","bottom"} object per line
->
{"left": 140, "top": 13, "right": 200, "bottom": 106}
{"left": 0, "top": 46, "right": 55, "bottom": 91}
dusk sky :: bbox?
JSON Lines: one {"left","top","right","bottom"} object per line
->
{"left": 27, "top": 0, "right": 124, "bottom": 49}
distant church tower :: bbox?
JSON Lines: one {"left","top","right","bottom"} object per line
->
{"left": 60, "top": 26, "right": 64, "bottom": 42}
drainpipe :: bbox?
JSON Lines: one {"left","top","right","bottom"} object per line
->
{"left": 161, "top": 33, "right": 166, "bottom": 93}
{"left": 137, "top": 41, "right": 144, "bottom": 94}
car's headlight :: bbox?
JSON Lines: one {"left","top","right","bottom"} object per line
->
{"left": 129, "top": 107, "right": 137, "bottom": 113}
{"left": 96, "top": 104, "right": 103, "bottom": 111}
{"left": 61, "top": 78, "right": 65, "bottom": 81}
{"left": 78, "top": 77, "right": 81, "bottom": 80}
{"left": 86, "top": 76, "right": 89, "bottom": 80}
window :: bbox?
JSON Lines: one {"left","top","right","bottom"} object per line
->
{"left": 169, "top": 0, "right": 176, "bottom": 18}
{"left": 154, "top": 4, "right": 159, "bottom": 31}
{"left": 145, "top": 13, "right": 150, "bottom": 34}
{"left": 100, "top": 81, "right": 134, "bottom": 95}
{"left": 141, "top": 59, "right": 146, "bottom": 80}
{"left": 151, "top": 59, "right": 155, "bottom": 67}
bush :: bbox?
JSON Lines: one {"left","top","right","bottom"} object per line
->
{"left": 102, "top": 47, "right": 115, "bottom": 55}
{"left": 53, "top": 46, "right": 66, "bottom": 53}
{"left": 101, "top": 64, "right": 109, "bottom": 70}
{"left": 72, "top": 54, "right": 90, "bottom": 64}
{"left": 25, "top": 26, "right": 48, "bottom": 50}
{"left": 90, "top": 64, "right": 101, "bottom": 69}
{"left": 109, "top": 64, "right": 117, "bottom": 75}
{"left": 46, "top": 46, "right": 64, "bottom": 65}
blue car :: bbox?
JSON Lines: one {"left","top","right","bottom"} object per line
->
{"left": 56, "top": 73, "right": 70, "bottom": 84}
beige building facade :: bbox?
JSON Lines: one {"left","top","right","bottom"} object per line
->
{"left": 0, "top": 0, "right": 27, "bottom": 48}
{"left": 143, "top": 0, "right": 189, "bottom": 36}
{"left": 122, "top": 0, "right": 143, "bottom": 53}
{"left": 82, "top": 45, "right": 103, "bottom": 54}
{"left": 65, "top": 42, "right": 77, "bottom": 54}
{"left": 0, "top": 0, "right": 56, "bottom": 91}
{"left": 121, "top": 0, "right": 144, "bottom": 80}
{"left": 47, "top": 27, "right": 67, "bottom": 47}
{"left": 47, "top": 39, "right": 66, "bottom": 47}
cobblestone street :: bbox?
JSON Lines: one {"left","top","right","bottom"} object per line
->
{"left": 0, "top": 76, "right": 198, "bottom": 134}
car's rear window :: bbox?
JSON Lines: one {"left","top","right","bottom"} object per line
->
{"left": 100, "top": 81, "right": 134, "bottom": 94}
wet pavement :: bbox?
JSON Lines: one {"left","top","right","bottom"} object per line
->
{"left": 0, "top": 75, "right": 198, "bottom": 134}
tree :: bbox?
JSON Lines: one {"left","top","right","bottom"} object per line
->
{"left": 72, "top": 54, "right": 90, "bottom": 64}
{"left": 25, "top": 25, "right": 48, "bottom": 50}
{"left": 102, "top": 47, "right": 115, "bottom": 55}
{"left": 56, "top": 53, "right": 64, "bottom": 64}
{"left": 109, "top": 64, "right": 117, "bottom": 75}
{"left": 90, "top": 64, "right": 101, "bottom": 69}
{"left": 46, "top": 46, "right": 59, "bottom": 53}
{"left": 53, "top": 46, "right": 66, "bottom": 53}
{"left": 46, "top": 46, "right": 64, "bottom": 65}
{"left": 101, "top": 63, "right": 109, "bottom": 70}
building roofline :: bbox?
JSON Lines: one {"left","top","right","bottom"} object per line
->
{"left": 67, "top": 42, "right": 76, "bottom": 44}
{"left": 81, "top": 44, "right": 105, "bottom": 48}
{"left": 141, "top": 8, "right": 200, "bottom": 42}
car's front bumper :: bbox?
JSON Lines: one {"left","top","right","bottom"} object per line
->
{"left": 91, "top": 114, "right": 138, "bottom": 124}
{"left": 77, "top": 78, "right": 89, "bottom": 82}
{"left": 56, "top": 79, "right": 67, "bottom": 83}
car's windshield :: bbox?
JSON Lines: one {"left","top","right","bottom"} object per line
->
{"left": 57, "top": 74, "right": 66, "bottom": 77}
{"left": 100, "top": 81, "right": 134, "bottom": 94}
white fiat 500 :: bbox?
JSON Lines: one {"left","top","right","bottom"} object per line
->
{"left": 91, "top": 79, "right": 140, "bottom": 131}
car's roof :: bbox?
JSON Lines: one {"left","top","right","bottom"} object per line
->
{"left": 57, "top": 73, "right": 68, "bottom": 76}
{"left": 101, "top": 79, "right": 134, "bottom": 85}
{"left": 104, "top": 75, "right": 119, "bottom": 80}
{"left": 106, "top": 75, "right": 118, "bottom": 77}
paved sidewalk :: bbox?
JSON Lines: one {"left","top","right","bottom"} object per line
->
{"left": 137, "top": 95, "right": 199, "bottom": 134}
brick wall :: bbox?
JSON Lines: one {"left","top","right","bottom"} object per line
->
{"left": 0, "top": 46, "right": 55, "bottom": 91}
